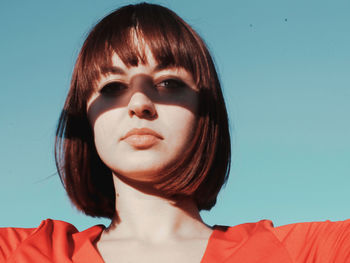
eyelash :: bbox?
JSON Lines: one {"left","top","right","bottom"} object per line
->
{"left": 99, "top": 78, "right": 186, "bottom": 96}
{"left": 155, "top": 78, "right": 187, "bottom": 90}
{"left": 99, "top": 82, "right": 127, "bottom": 96}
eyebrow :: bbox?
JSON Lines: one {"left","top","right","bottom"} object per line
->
{"left": 100, "top": 66, "right": 126, "bottom": 75}
{"left": 153, "top": 62, "right": 175, "bottom": 72}
{"left": 100, "top": 63, "right": 179, "bottom": 76}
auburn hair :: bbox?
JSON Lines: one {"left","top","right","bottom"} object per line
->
{"left": 55, "top": 2, "right": 231, "bottom": 219}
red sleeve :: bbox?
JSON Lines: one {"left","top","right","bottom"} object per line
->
{"left": 0, "top": 226, "right": 35, "bottom": 261}
{"left": 0, "top": 219, "right": 104, "bottom": 263}
{"left": 273, "top": 219, "right": 350, "bottom": 262}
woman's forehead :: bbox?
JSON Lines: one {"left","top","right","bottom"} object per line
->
{"left": 102, "top": 52, "right": 189, "bottom": 77}
{"left": 90, "top": 30, "right": 200, "bottom": 87}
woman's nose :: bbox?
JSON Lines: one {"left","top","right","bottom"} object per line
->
{"left": 128, "top": 92, "right": 157, "bottom": 119}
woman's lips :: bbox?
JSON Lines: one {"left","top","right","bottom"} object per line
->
{"left": 124, "top": 134, "right": 159, "bottom": 149}
{"left": 122, "top": 128, "right": 163, "bottom": 149}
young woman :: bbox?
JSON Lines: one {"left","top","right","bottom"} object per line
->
{"left": 0, "top": 3, "right": 349, "bottom": 263}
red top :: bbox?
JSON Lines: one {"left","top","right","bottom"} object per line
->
{"left": 1, "top": 219, "right": 350, "bottom": 262}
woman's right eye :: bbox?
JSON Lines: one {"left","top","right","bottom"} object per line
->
{"left": 99, "top": 82, "right": 127, "bottom": 96}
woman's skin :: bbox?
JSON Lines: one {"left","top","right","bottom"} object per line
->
{"left": 86, "top": 44, "right": 213, "bottom": 263}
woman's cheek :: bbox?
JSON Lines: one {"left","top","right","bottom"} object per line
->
{"left": 93, "top": 112, "right": 121, "bottom": 162}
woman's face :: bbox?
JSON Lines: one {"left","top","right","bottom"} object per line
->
{"left": 87, "top": 49, "right": 198, "bottom": 181}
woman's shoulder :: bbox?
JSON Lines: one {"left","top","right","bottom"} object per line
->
{"left": 0, "top": 219, "right": 104, "bottom": 263}
{"left": 214, "top": 218, "right": 350, "bottom": 243}
{"left": 0, "top": 219, "right": 80, "bottom": 247}
{"left": 272, "top": 218, "right": 350, "bottom": 262}
{"left": 205, "top": 219, "right": 350, "bottom": 263}
{"left": 220, "top": 218, "right": 350, "bottom": 238}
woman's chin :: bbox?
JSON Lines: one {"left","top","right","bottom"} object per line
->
{"left": 111, "top": 170, "right": 172, "bottom": 197}
{"left": 111, "top": 167, "right": 164, "bottom": 182}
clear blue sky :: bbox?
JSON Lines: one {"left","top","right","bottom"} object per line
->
{"left": 1, "top": 0, "right": 349, "bottom": 230}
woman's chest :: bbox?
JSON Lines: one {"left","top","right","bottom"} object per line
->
{"left": 97, "top": 239, "right": 209, "bottom": 263}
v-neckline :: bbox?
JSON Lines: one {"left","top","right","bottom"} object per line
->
{"left": 199, "top": 225, "right": 222, "bottom": 263}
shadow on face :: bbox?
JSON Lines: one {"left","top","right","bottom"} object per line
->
{"left": 87, "top": 73, "right": 199, "bottom": 128}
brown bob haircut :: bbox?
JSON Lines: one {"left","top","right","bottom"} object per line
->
{"left": 55, "top": 2, "right": 231, "bottom": 219}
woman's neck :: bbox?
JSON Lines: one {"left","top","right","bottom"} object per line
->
{"left": 103, "top": 173, "right": 211, "bottom": 242}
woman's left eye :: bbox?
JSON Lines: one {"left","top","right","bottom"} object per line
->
{"left": 99, "top": 81, "right": 127, "bottom": 96}
{"left": 155, "top": 79, "right": 187, "bottom": 90}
